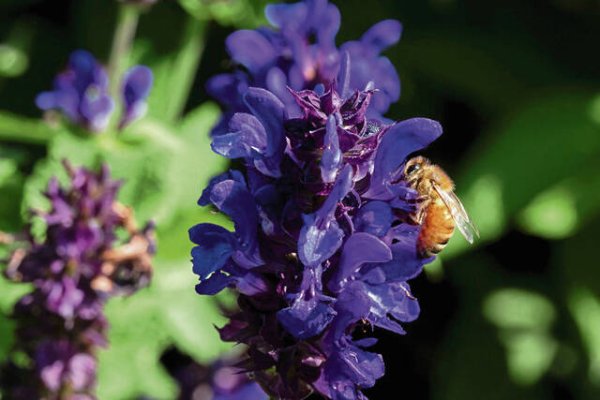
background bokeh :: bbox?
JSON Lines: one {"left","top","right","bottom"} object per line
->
{"left": 1, "top": 0, "right": 599, "bottom": 399}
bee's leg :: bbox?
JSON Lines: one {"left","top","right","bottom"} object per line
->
{"left": 406, "top": 213, "right": 421, "bottom": 225}
{"left": 406, "top": 196, "right": 430, "bottom": 225}
{"left": 414, "top": 206, "right": 427, "bottom": 224}
{"left": 405, "top": 194, "right": 430, "bottom": 204}
{"left": 415, "top": 195, "right": 429, "bottom": 204}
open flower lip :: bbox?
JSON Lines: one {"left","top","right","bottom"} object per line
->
{"left": 191, "top": 1, "right": 443, "bottom": 398}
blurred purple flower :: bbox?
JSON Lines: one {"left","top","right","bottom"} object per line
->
{"left": 36, "top": 50, "right": 114, "bottom": 132}
{"left": 0, "top": 161, "right": 155, "bottom": 399}
{"left": 35, "top": 50, "right": 153, "bottom": 132}
{"left": 120, "top": 65, "right": 153, "bottom": 129}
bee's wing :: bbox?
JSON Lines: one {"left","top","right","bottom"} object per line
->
{"left": 432, "top": 183, "right": 479, "bottom": 244}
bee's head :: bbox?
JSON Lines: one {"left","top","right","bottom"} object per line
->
{"left": 404, "top": 156, "right": 429, "bottom": 181}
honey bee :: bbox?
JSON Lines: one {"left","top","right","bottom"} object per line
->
{"left": 403, "top": 156, "right": 479, "bottom": 257}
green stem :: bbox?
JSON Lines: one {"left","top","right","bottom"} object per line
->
{"left": 0, "top": 111, "right": 54, "bottom": 145}
{"left": 107, "top": 4, "right": 140, "bottom": 100}
{"left": 162, "top": 16, "right": 207, "bottom": 123}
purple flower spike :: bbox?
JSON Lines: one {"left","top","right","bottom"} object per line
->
{"left": 192, "top": 1, "right": 450, "bottom": 398}
{"left": 193, "top": 74, "right": 441, "bottom": 398}
{"left": 120, "top": 65, "right": 153, "bottom": 129}
{"left": 1, "top": 162, "right": 155, "bottom": 399}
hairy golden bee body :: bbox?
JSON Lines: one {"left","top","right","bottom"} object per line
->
{"left": 404, "top": 156, "right": 478, "bottom": 257}
{"left": 418, "top": 196, "right": 455, "bottom": 256}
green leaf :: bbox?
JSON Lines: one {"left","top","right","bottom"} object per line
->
{"left": 178, "top": 0, "right": 268, "bottom": 27}
{"left": 0, "top": 264, "right": 30, "bottom": 362}
{"left": 517, "top": 157, "right": 600, "bottom": 239}
{"left": 136, "top": 13, "right": 207, "bottom": 124}
{"left": 172, "top": 102, "right": 226, "bottom": 211}
{"left": 433, "top": 254, "right": 558, "bottom": 399}
{"left": 97, "top": 231, "right": 233, "bottom": 397}
{"left": 568, "top": 288, "right": 600, "bottom": 386}
{"left": 100, "top": 120, "right": 181, "bottom": 225}
{"left": 98, "top": 293, "right": 176, "bottom": 400}
{"left": 0, "top": 21, "right": 34, "bottom": 79}
{"left": 0, "top": 312, "right": 16, "bottom": 361}
{"left": 0, "top": 45, "right": 28, "bottom": 79}
{"left": 151, "top": 258, "right": 232, "bottom": 362}
{"left": 0, "top": 279, "right": 30, "bottom": 315}
{"left": 104, "top": 103, "right": 224, "bottom": 226}
{"left": 483, "top": 288, "right": 555, "bottom": 331}
{"left": 0, "top": 157, "right": 24, "bottom": 231}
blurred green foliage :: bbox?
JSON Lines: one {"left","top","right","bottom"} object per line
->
{"left": 0, "top": 0, "right": 599, "bottom": 399}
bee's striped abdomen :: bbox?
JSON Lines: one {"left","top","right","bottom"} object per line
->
{"left": 417, "top": 199, "right": 455, "bottom": 258}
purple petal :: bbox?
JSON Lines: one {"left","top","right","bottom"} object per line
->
{"left": 323, "top": 339, "right": 385, "bottom": 399}
{"left": 243, "top": 88, "right": 286, "bottom": 177}
{"left": 298, "top": 213, "right": 344, "bottom": 268}
{"left": 378, "top": 226, "right": 426, "bottom": 282}
{"left": 361, "top": 20, "right": 402, "bottom": 53}
{"left": 277, "top": 296, "right": 336, "bottom": 339}
{"left": 212, "top": 113, "right": 268, "bottom": 159}
{"left": 205, "top": 178, "right": 259, "bottom": 254}
{"left": 214, "top": 382, "right": 268, "bottom": 400}
{"left": 265, "top": 3, "right": 307, "bottom": 28}
{"left": 236, "top": 272, "right": 270, "bottom": 296}
{"left": 354, "top": 201, "right": 393, "bottom": 237}
{"left": 120, "top": 65, "right": 153, "bottom": 128}
{"left": 329, "top": 281, "right": 372, "bottom": 340}
{"left": 243, "top": 87, "right": 286, "bottom": 158}
{"left": 80, "top": 93, "right": 114, "bottom": 132}
{"left": 320, "top": 115, "right": 342, "bottom": 183}
{"left": 337, "top": 51, "right": 351, "bottom": 99}
{"left": 195, "top": 271, "right": 233, "bottom": 295}
{"left": 365, "top": 118, "right": 442, "bottom": 200}
{"left": 318, "top": 164, "right": 353, "bottom": 219}
{"left": 298, "top": 166, "right": 353, "bottom": 267}
{"left": 329, "top": 233, "right": 392, "bottom": 293}
{"left": 227, "top": 30, "right": 278, "bottom": 74}
{"left": 206, "top": 72, "right": 249, "bottom": 110}
{"left": 364, "top": 281, "right": 420, "bottom": 332}
{"left": 198, "top": 170, "right": 246, "bottom": 207}
{"left": 69, "top": 353, "right": 96, "bottom": 391}
{"left": 189, "top": 223, "right": 235, "bottom": 279}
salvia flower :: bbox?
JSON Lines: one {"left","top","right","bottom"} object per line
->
{"left": 207, "top": 0, "right": 401, "bottom": 136}
{"left": 36, "top": 50, "right": 153, "bottom": 132}
{"left": 0, "top": 161, "right": 155, "bottom": 399}
{"left": 190, "top": 1, "right": 445, "bottom": 398}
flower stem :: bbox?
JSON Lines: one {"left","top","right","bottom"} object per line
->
{"left": 0, "top": 111, "right": 54, "bottom": 145}
{"left": 148, "top": 16, "right": 207, "bottom": 123}
{"left": 107, "top": 4, "right": 140, "bottom": 100}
